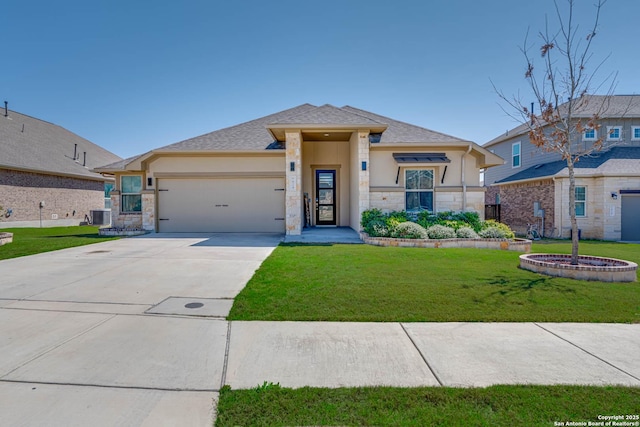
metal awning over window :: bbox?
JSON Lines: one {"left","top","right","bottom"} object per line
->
{"left": 392, "top": 153, "right": 451, "bottom": 163}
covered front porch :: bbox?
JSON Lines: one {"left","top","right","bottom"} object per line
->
{"left": 267, "top": 118, "right": 386, "bottom": 236}
{"left": 283, "top": 226, "right": 363, "bottom": 244}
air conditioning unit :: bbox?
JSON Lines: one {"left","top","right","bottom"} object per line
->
{"left": 90, "top": 209, "right": 111, "bottom": 226}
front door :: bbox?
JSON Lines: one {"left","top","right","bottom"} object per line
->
{"left": 316, "top": 169, "right": 336, "bottom": 225}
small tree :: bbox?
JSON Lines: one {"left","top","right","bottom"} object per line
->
{"left": 496, "top": 0, "right": 629, "bottom": 264}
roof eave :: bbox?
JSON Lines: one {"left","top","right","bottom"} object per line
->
{"left": 2, "top": 164, "right": 110, "bottom": 182}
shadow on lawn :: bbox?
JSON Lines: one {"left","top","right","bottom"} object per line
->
{"left": 480, "top": 275, "right": 578, "bottom": 297}
{"left": 44, "top": 234, "right": 110, "bottom": 239}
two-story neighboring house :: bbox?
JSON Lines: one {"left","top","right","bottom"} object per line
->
{"left": 484, "top": 95, "right": 640, "bottom": 241}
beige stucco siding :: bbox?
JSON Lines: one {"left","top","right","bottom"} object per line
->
{"left": 369, "top": 149, "right": 480, "bottom": 187}
{"left": 147, "top": 155, "right": 284, "bottom": 176}
{"left": 368, "top": 148, "right": 484, "bottom": 215}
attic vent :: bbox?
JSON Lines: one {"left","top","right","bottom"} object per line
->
{"left": 266, "top": 141, "right": 285, "bottom": 150}
{"left": 369, "top": 133, "right": 382, "bottom": 143}
{"left": 534, "top": 164, "right": 544, "bottom": 169}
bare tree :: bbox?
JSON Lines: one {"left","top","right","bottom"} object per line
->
{"left": 495, "top": 0, "right": 624, "bottom": 264}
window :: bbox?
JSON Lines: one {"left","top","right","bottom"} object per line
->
{"left": 575, "top": 186, "right": 586, "bottom": 217}
{"left": 583, "top": 128, "right": 597, "bottom": 141}
{"left": 607, "top": 126, "right": 621, "bottom": 141}
{"left": 632, "top": 126, "right": 640, "bottom": 141}
{"left": 121, "top": 175, "right": 142, "bottom": 212}
{"left": 104, "top": 182, "right": 114, "bottom": 209}
{"left": 405, "top": 169, "right": 434, "bottom": 213}
{"left": 512, "top": 142, "right": 521, "bottom": 168}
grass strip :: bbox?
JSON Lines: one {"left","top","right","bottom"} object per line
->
{"left": 0, "top": 226, "right": 119, "bottom": 260}
{"left": 216, "top": 384, "right": 640, "bottom": 427}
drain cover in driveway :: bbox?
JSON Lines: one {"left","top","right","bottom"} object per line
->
{"left": 146, "top": 297, "right": 233, "bottom": 317}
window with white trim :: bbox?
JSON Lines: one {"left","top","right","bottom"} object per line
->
{"left": 583, "top": 128, "right": 597, "bottom": 141}
{"left": 121, "top": 175, "right": 142, "bottom": 212}
{"left": 575, "top": 186, "right": 586, "bottom": 217}
{"left": 405, "top": 169, "right": 434, "bottom": 213}
{"left": 512, "top": 142, "right": 521, "bottom": 168}
{"left": 632, "top": 126, "right": 640, "bottom": 141}
{"left": 607, "top": 126, "right": 621, "bottom": 141}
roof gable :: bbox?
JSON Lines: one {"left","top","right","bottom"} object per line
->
{"left": 270, "top": 104, "right": 384, "bottom": 126}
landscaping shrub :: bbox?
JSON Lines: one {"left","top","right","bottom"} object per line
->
{"left": 361, "top": 208, "right": 385, "bottom": 229}
{"left": 456, "top": 226, "right": 479, "bottom": 239}
{"left": 481, "top": 220, "right": 515, "bottom": 239}
{"left": 417, "top": 211, "right": 482, "bottom": 231}
{"left": 391, "top": 221, "right": 428, "bottom": 239}
{"left": 366, "top": 219, "right": 390, "bottom": 237}
{"left": 362, "top": 209, "right": 514, "bottom": 240}
{"left": 478, "top": 226, "right": 509, "bottom": 239}
{"left": 426, "top": 224, "right": 456, "bottom": 239}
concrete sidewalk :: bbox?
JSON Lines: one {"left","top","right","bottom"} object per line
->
{"left": 223, "top": 321, "right": 640, "bottom": 389}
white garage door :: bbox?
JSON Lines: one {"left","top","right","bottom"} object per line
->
{"left": 157, "top": 178, "right": 285, "bottom": 233}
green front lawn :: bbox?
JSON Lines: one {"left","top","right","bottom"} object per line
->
{"left": 216, "top": 384, "right": 640, "bottom": 427}
{"left": 0, "top": 226, "right": 119, "bottom": 260}
{"left": 228, "top": 241, "right": 640, "bottom": 322}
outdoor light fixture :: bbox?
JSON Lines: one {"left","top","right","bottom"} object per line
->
{"left": 611, "top": 192, "right": 618, "bottom": 200}
{"left": 290, "top": 162, "right": 295, "bottom": 171}
{"left": 362, "top": 161, "right": 367, "bottom": 171}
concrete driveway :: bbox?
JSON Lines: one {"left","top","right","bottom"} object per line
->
{"left": 0, "top": 233, "right": 281, "bottom": 427}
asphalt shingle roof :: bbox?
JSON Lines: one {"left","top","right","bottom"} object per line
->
{"left": 0, "top": 110, "right": 121, "bottom": 180}
{"left": 496, "top": 146, "right": 640, "bottom": 184}
{"left": 342, "top": 106, "right": 471, "bottom": 144}
{"left": 156, "top": 103, "right": 470, "bottom": 152}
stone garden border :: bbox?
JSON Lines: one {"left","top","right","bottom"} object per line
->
{"left": 520, "top": 253, "right": 638, "bottom": 282}
{"left": 99, "top": 228, "right": 148, "bottom": 237}
{"left": 361, "top": 233, "right": 531, "bottom": 252}
{"left": 0, "top": 232, "right": 13, "bottom": 245}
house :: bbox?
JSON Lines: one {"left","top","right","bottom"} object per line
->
{"left": 483, "top": 95, "right": 640, "bottom": 241}
{"left": 95, "top": 104, "right": 502, "bottom": 234}
{"left": 0, "top": 104, "right": 122, "bottom": 228}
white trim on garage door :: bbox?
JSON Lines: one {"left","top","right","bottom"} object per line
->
{"left": 157, "top": 177, "right": 285, "bottom": 232}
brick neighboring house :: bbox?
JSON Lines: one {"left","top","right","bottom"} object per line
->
{"left": 484, "top": 95, "right": 640, "bottom": 241}
{"left": 0, "top": 106, "right": 122, "bottom": 228}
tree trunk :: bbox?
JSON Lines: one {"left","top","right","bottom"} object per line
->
{"left": 567, "top": 158, "right": 579, "bottom": 264}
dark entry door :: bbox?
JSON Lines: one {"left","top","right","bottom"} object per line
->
{"left": 316, "top": 170, "right": 336, "bottom": 225}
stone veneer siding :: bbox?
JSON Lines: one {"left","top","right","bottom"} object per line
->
{"left": 498, "top": 179, "right": 555, "bottom": 237}
{"left": 285, "top": 131, "right": 303, "bottom": 235}
{"left": 109, "top": 190, "right": 143, "bottom": 229}
{"left": 0, "top": 168, "right": 104, "bottom": 225}
{"left": 370, "top": 188, "right": 485, "bottom": 220}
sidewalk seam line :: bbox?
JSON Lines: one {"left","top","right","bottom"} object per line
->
{"left": 399, "top": 323, "right": 443, "bottom": 386}
{"left": 0, "top": 379, "right": 217, "bottom": 393}
{"left": 534, "top": 323, "right": 640, "bottom": 383}
{"left": 220, "top": 321, "right": 232, "bottom": 390}
{"left": 0, "top": 314, "right": 117, "bottom": 380}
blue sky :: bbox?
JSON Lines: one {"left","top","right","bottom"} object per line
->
{"left": 3, "top": 0, "right": 639, "bottom": 159}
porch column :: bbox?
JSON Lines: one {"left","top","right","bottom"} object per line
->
{"left": 285, "top": 130, "right": 303, "bottom": 235}
{"left": 141, "top": 190, "right": 155, "bottom": 232}
{"left": 357, "top": 130, "right": 370, "bottom": 224}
